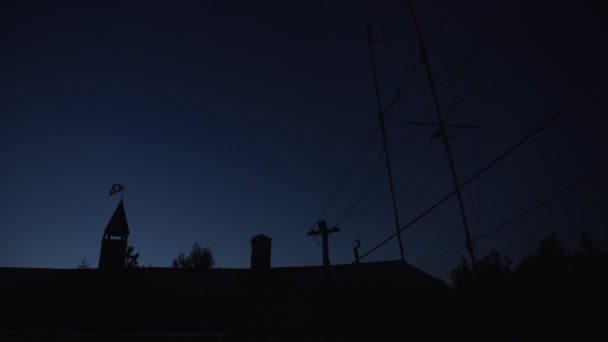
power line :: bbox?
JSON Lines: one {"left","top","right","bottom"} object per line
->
{"left": 337, "top": 100, "right": 457, "bottom": 227}
{"left": 336, "top": 1, "right": 517, "bottom": 228}
{"left": 381, "top": 0, "right": 463, "bottom": 116}
{"left": 414, "top": 0, "right": 515, "bottom": 126}
{"left": 307, "top": 0, "right": 463, "bottom": 235}
{"left": 414, "top": 162, "right": 608, "bottom": 266}
{"left": 309, "top": 126, "right": 380, "bottom": 232}
{"left": 313, "top": 235, "right": 322, "bottom": 248}
{"left": 427, "top": 0, "right": 463, "bottom": 50}
{"left": 473, "top": 163, "right": 608, "bottom": 242}
{"left": 337, "top": 0, "right": 506, "bottom": 257}
{"left": 312, "top": 0, "right": 498, "bottom": 250}
{"left": 414, "top": 243, "right": 464, "bottom": 266}
{"left": 358, "top": 74, "right": 608, "bottom": 261}
{"left": 336, "top": 113, "right": 424, "bottom": 226}
{"left": 310, "top": 0, "right": 510, "bottom": 253}
{"left": 435, "top": 0, "right": 515, "bottom": 105}
{"left": 336, "top": 166, "right": 384, "bottom": 227}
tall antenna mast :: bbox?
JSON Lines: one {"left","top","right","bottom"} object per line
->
{"left": 366, "top": 24, "right": 406, "bottom": 262}
{"left": 404, "top": 0, "right": 476, "bottom": 266}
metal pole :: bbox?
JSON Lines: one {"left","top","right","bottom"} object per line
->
{"left": 367, "top": 25, "right": 406, "bottom": 262}
{"left": 405, "top": 0, "right": 476, "bottom": 265}
{"left": 320, "top": 221, "right": 330, "bottom": 267}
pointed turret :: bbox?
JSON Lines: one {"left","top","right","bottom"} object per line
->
{"left": 98, "top": 199, "right": 130, "bottom": 270}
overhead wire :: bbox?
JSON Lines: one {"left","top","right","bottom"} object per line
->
{"left": 335, "top": 0, "right": 515, "bottom": 229}
{"left": 473, "top": 163, "right": 608, "bottom": 242}
{"left": 414, "top": 243, "right": 464, "bottom": 266}
{"left": 414, "top": 162, "right": 608, "bottom": 266}
{"left": 402, "top": 0, "right": 516, "bottom": 140}
{"left": 434, "top": 0, "right": 516, "bottom": 106}
{"left": 336, "top": 112, "right": 424, "bottom": 226}
{"left": 382, "top": 0, "right": 463, "bottom": 116}
{"left": 357, "top": 74, "right": 608, "bottom": 261}
{"left": 309, "top": 0, "right": 464, "bottom": 233}
{"left": 309, "top": 127, "right": 380, "bottom": 231}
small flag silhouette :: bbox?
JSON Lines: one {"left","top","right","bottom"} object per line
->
{"left": 109, "top": 183, "right": 125, "bottom": 196}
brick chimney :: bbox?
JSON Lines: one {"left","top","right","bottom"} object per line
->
{"left": 250, "top": 234, "right": 271, "bottom": 271}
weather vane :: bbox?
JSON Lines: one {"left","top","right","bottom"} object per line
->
{"left": 109, "top": 183, "right": 125, "bottom": 197}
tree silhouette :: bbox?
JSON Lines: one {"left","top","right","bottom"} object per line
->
{"left": 451, "top": 251, "right": 512, "bottom": 298}
{"left": 475, "top": 250, "right": 513, "bottom": 291}
{"left": 449, "top": 232, "right": 608, "bottom": 337}
{"left": 450, "top": 256, "right": 472, "bottom": 292}
{"left": 172, "top": 242, "right": 215, "bottom": 269}
{"left": 516, "top": 233, "right": 570, "bottom": 286}
{"left": 125, "top": 245, "right": 140, "bottom": 269}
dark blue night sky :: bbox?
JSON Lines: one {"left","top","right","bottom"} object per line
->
{"left": 2, "top": 0, "right": 607, "bottom": 281}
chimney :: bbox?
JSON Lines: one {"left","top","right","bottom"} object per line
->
{"left": 250, "top": 234, "right": 271, "bottom": 271}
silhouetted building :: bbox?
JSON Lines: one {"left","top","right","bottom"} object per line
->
{"left": 250, "top": 234, "right": 271, "bottom": 271}
{"left": 1, "top": 261, "right": 455, "bottom": 341}
{"left": 1, "top": 231, "right": 468, "bottom": 340}
{"left": 98, "top": 199, "right": 129, "bottom": 271}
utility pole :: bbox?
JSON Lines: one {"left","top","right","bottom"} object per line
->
{"left": 308, "top": 220, "right": 340, "bottom": 267}
{"left": 308, "top": 220, "right": 340, "bottom": 342}
{"left": 405, "top": 0, "right": 476, "bottom": 266}
{"left": 366, "top": 24, "right": 406, "bottom": 262}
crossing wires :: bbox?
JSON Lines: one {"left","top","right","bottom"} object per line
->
{"left": 414, "top": 162, "right": 608, "bottom": 266}
{"left": 405, "top": 0, "right": 476, "bottom": 265}
{"left": 307, "top": 0, "right": 464, "bottom": 237}
{"left": 357, "top": 74, "right": 608, "bottom": 261}
{"left": 335, "top": 0, "right": 516, "bottom": 228}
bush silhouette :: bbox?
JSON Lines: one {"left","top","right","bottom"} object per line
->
{"left": 172, "top": 242, "right": 215, "bottom": 269}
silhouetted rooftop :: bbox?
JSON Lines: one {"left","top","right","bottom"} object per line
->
{"left": 0, "top": 260, "right": 461, "bottom": 340}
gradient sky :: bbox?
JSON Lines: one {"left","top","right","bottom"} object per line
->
{"left": 2, "top": 0, "right": 607, "bottom": 281}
